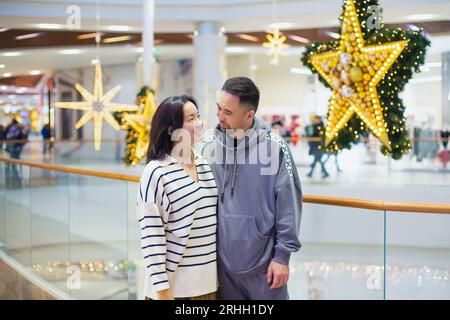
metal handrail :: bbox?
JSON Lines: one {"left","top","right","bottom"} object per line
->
{"left": 1, "top": 157, "right": 449, "bottom": 214}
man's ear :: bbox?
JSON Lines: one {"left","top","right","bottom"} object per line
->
{"left": 247, "top": 109, "right": 255, "bottom": 121}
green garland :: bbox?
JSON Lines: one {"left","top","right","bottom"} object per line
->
{"left": 301, "top": 0, "right": 430, "bottom": 159}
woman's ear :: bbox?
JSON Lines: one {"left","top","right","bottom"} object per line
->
{"left": 168, "top": 127, "right": 173, "bottom": 135}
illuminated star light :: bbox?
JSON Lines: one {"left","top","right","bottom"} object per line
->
{"left": 55, "top": 64, "right": 139, "bottom": 150}
{"left": 308, "top": 0, "right": 408, "bottom": 150}
{"left": 122, "top": 90, "right": 157, "bottom": 163}
{"left": 262, "top": 28, "right": 288, "bottom": 65}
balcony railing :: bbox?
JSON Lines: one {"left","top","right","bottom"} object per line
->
{"left": 1, "top": 156, "right": 449, "bottom": 300}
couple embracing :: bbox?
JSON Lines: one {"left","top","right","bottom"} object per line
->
{"left": 137, "top": 77, "right": 302, "bottom": 300}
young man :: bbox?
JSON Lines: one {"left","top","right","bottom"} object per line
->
{"left": 202, "top": 77, "right": 302, "bottom": 300}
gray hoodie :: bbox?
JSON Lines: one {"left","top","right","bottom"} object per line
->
{"left": 202, "top": 118, "right": 302, "bottom": 274}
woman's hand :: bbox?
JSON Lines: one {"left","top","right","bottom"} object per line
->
{"left": 155, "top": 288, "right": 175, "bottom": 300}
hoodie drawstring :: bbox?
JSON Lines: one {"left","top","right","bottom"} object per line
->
{"left": 220, "top": 134, "right": 227, "bottom": 202}
{"left": 220, "top": 164, "right": 227, "bottom": 202}
{"left": 220, "top": 135, "right": 239, "bottom": 201}
{"left": 231, "top": 147, "right": 237, "bottom": 196}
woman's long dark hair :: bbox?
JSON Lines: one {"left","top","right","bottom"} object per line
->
{"left": 147, "top": 95, "right": 198, "bottom": 162}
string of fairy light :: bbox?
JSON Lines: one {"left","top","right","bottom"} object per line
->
{"left": 31, "top": 259, "right": 449, "bottom": 289}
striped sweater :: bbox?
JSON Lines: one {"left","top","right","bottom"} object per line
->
{"left": 137, "top": 154, "right": 218, "bottom": 298}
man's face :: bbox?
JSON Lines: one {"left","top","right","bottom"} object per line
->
{"left": 216, "top": 91, "right": 253, "bottom": 130}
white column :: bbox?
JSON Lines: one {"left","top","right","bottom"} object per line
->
{"left": 193, "top": 22, "right": 227, "bottom": 129}
{"left": 443, "top": 52, "right": 450, "bottom": 126}
{"left": 143, "top": 0, "right": 155, "bottom": 88}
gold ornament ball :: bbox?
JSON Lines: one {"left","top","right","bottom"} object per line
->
{"left": 349, "top": 66, "right": 364, "bottom": 83}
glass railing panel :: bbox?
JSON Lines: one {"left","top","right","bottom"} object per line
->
{"left": 290, "top": 202, "right": 385, "bottom": 299}
{"left": 0, "top": 160, "right": 6, "bottom": 248}
{"left": 3, "top": 162, "right": 32, "bottom": 267}
{"left": 29, "top": 166, "right": 71, "bottom": 296}
{"left": 127, "top": 181, "right": 141, "bottom": 300}
{"left": 53, "top": 140, "right": 125, "bottom": 166}
{"left": 385, "top": 210, "right": 450, "bottom": 299}
{"left": 67, "top": 174, "right": 129, "bottom": 300}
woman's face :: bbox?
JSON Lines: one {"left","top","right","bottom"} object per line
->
{"left": 182, "top": 101, "right": 203, "bottom": 145}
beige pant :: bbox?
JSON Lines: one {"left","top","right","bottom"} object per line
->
{"left": 145, "top": 291, "right": 218, "bottom": 300}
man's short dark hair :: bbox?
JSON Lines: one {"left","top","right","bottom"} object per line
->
{"left": 222, "top": 77, "right": 260, "bottom": 112}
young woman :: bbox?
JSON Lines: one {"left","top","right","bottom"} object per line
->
{"left": 137, "top": 95, "right": 218, "bottom": 300}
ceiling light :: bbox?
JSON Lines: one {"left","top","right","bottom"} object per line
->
{"left": 226, "top": 47, "right": 247, "bottom": 53}
{"left": 236, "top": 34, "right": 259, "bottom": 42}
{"left": 291, "top": 67, "right": 312, "bottom": 75}
{"left": 106, "top": 25, "right": 131, "bottom": 32}
{"left": 77, "top": 32, "right": 103, "bottom": 40}
{"left": 35, "top": 23, "right": 64, "bottom": 29}
{"left": 30, "top": 70, "right": 41, "bottom": 75}
{"left": 2, "top": 73, "right": 12, "bottom": 77}
{"left": 407, "top": 14, "right": 437, "bottom": 21}
{"left": 287, "top": 34, "right": 310, "bottom": 44}
{"left": 60, "top": 49, "right": 82, "bottom": 55}
{"left": 2, "top": 52, "right": 22, "bottom": 57}
{"left": 326, "top": 31, "right": 340, "bottom": 39}
{"left": 102, "top": 35, "right": 131, "bottom": 43}
{"left": 424, "top": 62, "right": 442, "bottom": 68}
{"left": 16, "top": 32, "right": 43, "bottom": 40}
{"left": 406, "top": 24, "right": 421, "bottom": 32}
{"left": 269, "top": 22, "right": 293, "bottom": 29}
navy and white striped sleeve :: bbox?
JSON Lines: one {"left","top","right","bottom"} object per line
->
{"left": 137, "top": 168, "right": 171, "bottom": 292}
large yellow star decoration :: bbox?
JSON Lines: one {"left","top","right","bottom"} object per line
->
{"left": 55, "top": 64, "right": 139, "bottom": 151}
{"left": 121, "top": 89, "right": 157, "bottom": 166}
{"left": 262, "top": 28, "right": 288, "bottom": 65}
{"left": 301, "top": 0, "right": 429, "bottom": 159}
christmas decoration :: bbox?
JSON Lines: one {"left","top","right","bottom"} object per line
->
{"left": 301, "top": 0, "right": 430, "bottom": 159}
{"left": 115, "top": 86, "right": 157, "bottom": 166}
{"left": 262, "top": 0, "right": 288, "bottom": 65}
{"left": 263, "top": 28, "right": 288, "bottom": 65}
{"left": 55, "top": 64, "right": 139, "bottom": 151}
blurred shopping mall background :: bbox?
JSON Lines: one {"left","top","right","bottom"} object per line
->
{"left": 0, "top": 0, "right": 449, "bottom": 300}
